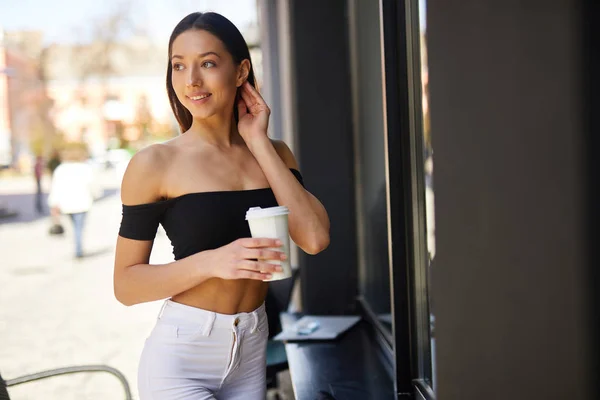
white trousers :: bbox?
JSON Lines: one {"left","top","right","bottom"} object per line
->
{"left": 138, "top": 300, "right": 269, "bottom": 400}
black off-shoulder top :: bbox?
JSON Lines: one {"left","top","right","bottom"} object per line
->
{"left": 118, "top": 169, "right": 304, "bottom": 260}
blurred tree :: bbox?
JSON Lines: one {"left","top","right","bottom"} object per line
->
{"left": 72, "top": 2, "right": 138, "bottom": 85}
{"left": 69, "top": 2, "right": 140, "bottom": 149}
{"left": 148, "top": 121, "right": 178, "bottom": 141}
{"left": 134, "top": 94, "right": 153, "bottom": 141}
{"left": 24, "top": 44, "right": 59, "bottom": 160}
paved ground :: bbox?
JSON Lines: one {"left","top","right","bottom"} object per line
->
{"left": 0, "top": 171, "right": 168, "bottom": 400}
{"left": 0, "top": 170, "right": 293, "bottom": 399}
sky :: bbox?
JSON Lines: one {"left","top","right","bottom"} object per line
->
{"left": 1, "top": 0, "right": 427, "bottom": 45}
{"left": 0, "top": 0, "right": 257, "bottom": 45}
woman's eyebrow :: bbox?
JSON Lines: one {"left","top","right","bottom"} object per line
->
{"left": 171, "top": 51, "right": 221, "bottom": 61}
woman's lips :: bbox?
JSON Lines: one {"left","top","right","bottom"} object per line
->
{"left": 187, "top": 93, "right": 212, "bottom": 104}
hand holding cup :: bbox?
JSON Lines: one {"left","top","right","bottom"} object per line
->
{"left": 206, "top": 238, "right": 287, "bottom": 281}
{"left": 246, "top": 206, "right": 292, "bottom": 281}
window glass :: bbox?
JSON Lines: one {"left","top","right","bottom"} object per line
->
{"left": 350, "top": 0, "right": 392, "bottom": 335}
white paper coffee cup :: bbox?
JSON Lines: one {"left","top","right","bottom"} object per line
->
{"left": 245, "top": 206, "right": 292, "bottom": 281}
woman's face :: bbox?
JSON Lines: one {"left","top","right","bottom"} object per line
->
{"left": 170, "top": 29, "right": 246, "bottom": 122}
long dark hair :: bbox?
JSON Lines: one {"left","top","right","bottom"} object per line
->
{"left": 167, "top": 12, "right": 258, "bottom": 133}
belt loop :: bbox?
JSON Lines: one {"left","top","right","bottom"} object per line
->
{"left": 157, "top": 300, "right": 168, "bottom": 320}
{"left": 251, "top": 312, "right": 259, "bottom": 334}
{"left": 202, "top": 312, "right": 216, "bottom": 336}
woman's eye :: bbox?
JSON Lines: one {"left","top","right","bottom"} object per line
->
{"left": 202, "top": 61, "right": 216, "bottom": 68}
{"left": 173, "top": 63, "right": 184, "bottom": 71}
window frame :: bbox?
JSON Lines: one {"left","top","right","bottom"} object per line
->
{"left": 379, "top": 0, "right": 436, "bottom": 398}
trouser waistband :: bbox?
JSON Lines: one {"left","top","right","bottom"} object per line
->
{"left": 157, "top": 300, "right": 265, "bottom": 335}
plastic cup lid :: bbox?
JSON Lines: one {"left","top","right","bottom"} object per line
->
{"left": 245, "top": 206, "right": 289, "bottom": 220}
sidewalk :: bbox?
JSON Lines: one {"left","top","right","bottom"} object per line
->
{"left": 0, "top": 173, "right": 169, "bottom": 399}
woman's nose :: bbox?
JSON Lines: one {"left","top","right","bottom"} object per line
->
{"left": 186, "top": 65, "right": 202, "bottom": 87}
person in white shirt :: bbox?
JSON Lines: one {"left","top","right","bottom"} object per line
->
{"left": 48, "top": 147, "right": 97, "bottom": 258}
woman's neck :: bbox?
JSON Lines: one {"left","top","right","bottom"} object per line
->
{"left": 187, "top": 114, "right": 241, "bottom": 148}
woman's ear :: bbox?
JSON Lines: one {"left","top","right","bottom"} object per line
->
{"left": 236, "top": 59, "right": 251, "bottom": 87}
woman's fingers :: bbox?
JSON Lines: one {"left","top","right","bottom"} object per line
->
{"left": 240, "top": 88, "right": 255, "bottom": 110}
{"left": 237, "top": 98, "right": 247, "bottom": 119}
{"left": 242, "top": 247, "right": 287, "bottom": 261}
{"left": 239, "top": 260, "right": 283, "bottom": 273}
{"left": 241, "top": 83, "right": 270, "bottom": 115}
{"left": 219, "top": 238, "right": 285, "bottom": 280}
{"left": 238, "top": 237, "right": 282, "bottom": 248}
{"left": 235, "top": 269, "right": 273, "bottom": 281}
{"left": 243, "top": 81, "right": 267, "bottom": 106}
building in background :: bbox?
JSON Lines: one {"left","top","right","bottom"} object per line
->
{"left": 0, "top": 22, "right": 261, "bottom": 170}
{"left": 42, "top": 36, "right": 176, "bottom": 157}
{"left": 0, "top": 29, "right": 50, "bottom": 171}
{"left": 0, "top": 28, "right": 11, "bottom": 167}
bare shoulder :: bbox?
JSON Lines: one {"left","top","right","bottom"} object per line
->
{"left": 270, "top": 139, "right": 299, "bottom": 170}
{"left": 121, "top": 143, "right": 174, "bottom": 205}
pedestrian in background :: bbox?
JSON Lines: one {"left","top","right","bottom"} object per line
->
{"left": 48, "top": 146, "right": 97, "bottom": 258}
{"left": 33, "top": 155, "right": 44, "bottom": 214}
{"left": 47, "top": 150, "right": 61, "bottom": 176}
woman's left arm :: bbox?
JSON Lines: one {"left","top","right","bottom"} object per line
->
{"left": 237, "top": 82, "right": 330, "bottom": 255}
{"left": 249, "top": 138, "right": 330, "bottom": 255}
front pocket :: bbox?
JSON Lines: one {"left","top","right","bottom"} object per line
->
{"left": 174, "top": 324, "right": 205, "bottom": 339}
{"left": 149, "top": 323, "right": 178, "bottom": 340}
{"left": 151, "top": 323, "right": 204, "bottom": 341}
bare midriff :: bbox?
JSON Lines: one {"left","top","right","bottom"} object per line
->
{"left": 171, "top": 278, "right": 269, "bottom": 315}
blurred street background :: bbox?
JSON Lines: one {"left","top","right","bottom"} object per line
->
{"left": 0, "top": 167, "right": 172, "bottom": 399}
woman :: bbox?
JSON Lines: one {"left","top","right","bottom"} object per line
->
{"left": 114, "top": 12, "right": 330, "bottom": 400}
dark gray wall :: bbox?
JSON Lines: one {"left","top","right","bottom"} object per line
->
{"left": 584, "top": 0, "right": 600, "bottom": 395}
{"left": 428, "top": 1, "right": 592, "bottom": 399}
{"left": 289, "top": 0, "right": 358, "bottom": 314}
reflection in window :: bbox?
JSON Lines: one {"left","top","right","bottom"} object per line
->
{"left": 419, "top": 0, "right": 436, "bottom": 391}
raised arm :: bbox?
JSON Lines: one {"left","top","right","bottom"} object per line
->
{"left": 237, "top": 81, "right": 330, "bottom": 255}
{"left": 254, "top": 139, "right": 330, "bottom": 254}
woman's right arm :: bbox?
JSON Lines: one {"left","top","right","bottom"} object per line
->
{"left": 113, "top": 145, "right": 285, "bottom": 306}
